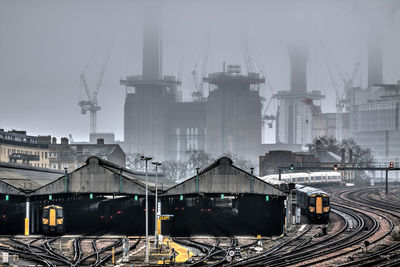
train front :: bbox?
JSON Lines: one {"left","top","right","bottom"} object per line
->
{"left": 42, "top": 205, "right": 65, "bottom": 234}
{"left": 308, "top": 193, "right": 330, "bottom": 223}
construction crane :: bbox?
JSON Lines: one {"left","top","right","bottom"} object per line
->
{"left": 78, "top": 49, "right": 111, "bottom": 134}
{"left": 318, "top": 38, "right": 360, "bottom": 141}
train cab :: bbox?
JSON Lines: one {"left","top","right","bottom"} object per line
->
{"left": 42, "top": 205, "right": 65, "bottom": 234}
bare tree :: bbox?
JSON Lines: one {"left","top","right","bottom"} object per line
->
{"left": 126, "top": 152, "right": 147, "bottom": 172}
{"left": 162, "top": 160, "right": 188, "bottom": 181}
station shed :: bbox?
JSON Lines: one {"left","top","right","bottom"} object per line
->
{"left": 161, "top": 157, "right": 287, "bottom": 237}
{"left": 0, "top": 162, "right": 63, "bottom": 234}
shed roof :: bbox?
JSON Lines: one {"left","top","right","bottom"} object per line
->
{"left": 165, "top": 157, "right": 286, "bottom": 196}
{"left": 0, "top": 162, "right": 63, "bottom": 193}
{"left": 33, "top": 157, "right": 175, "bottom": 195}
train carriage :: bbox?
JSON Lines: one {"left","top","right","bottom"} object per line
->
{"left": 296, "top": 185, "right": 330, "bottom": 223}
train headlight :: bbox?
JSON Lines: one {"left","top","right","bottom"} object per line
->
{"left": 57, "top": 218, "right": 63, "bottom": 225}
{"left": 323, "top": 207, "right": 330, "bottom": 212}
{"left": 309, "top": 207, "right": 315, "bottom": 212}
{"left": 42, "top": 218, "right": 49, "bottom": 224}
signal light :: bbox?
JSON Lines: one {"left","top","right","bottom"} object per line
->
{"left": 290, "top": 164, "right": 294, "bottom": 170}
{"left": 265, "top": 195, "right": 269, "bottom": 202}
{"left": 5, "top": 195, "right": 9, "bottom": 201}
{"left": 180, "top": 195, "right": 183, "bottom": 201}
{"left": 221, "top": 194, "right": 224, "bottom": 199}
{"left": 49, "top": 195, "right": 52, "bottom": 201}
{"left": 134, "top": 195, "right": 138, "bottom": 201}
{"left": 89, "top": 193, "right": 94, "bottom": 199}
{"left": 333, "top": 165, "right": 338, "bottom": 171}
{"left": 390, "top": 161, "right": 394, "bottom": 168}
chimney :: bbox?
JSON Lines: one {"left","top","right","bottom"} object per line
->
{"left": 142, "top": 3, "right": 162, "bottom": 80}
{"left": 52, "top": 137, "right": 57, "bottom": 144}
{"left": 61, "top": 137, "right": 69, "bottom": 145}
{"left": 97, "top": 138, "right": 104, "bottom": 145}
{"left": 368, "top": 29, "right": 382, "bottom": 87}
{"left": 289, "top": 43, "right": 308, "bottom": 94}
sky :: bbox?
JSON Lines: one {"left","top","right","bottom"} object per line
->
{"left": 1, "top": 0, "right": 399, "bottom": 143}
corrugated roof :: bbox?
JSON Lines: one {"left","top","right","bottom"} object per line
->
{"left": 96, "top": 158, "right": 176, "bottom": 189}
{"left": 0, "top": 162, "right": 63, "bottom": 191}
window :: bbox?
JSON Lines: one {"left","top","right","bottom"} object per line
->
{"left": 56, "top": 209, "right": 63, "bottom": 217}
{"left": 43, "top": 209, "right": 49, "bottom": 218}
{"left": 45, "top": 152, "right": 47, "bottom": 159}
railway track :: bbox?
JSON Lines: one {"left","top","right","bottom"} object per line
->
{"left": 332, "top": 187, "right": 400, "bottom": 266}
{"left": 0, "top": 235, "right": 141, "bottom": 266}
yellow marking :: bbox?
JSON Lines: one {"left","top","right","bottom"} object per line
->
{"left": 24, "top": 218, "right": 29, "bottom": 236}
{"left": 316, "top": 197, "right": 322, "bottom": 214}
{"left": 157, "top": 219, "right": 161, "bottom": 235}
{"left": 157, "top": 238, "right": 194, "bottom": 264}
{"left": 49, "top": 209, "right": 56, "bottom": 226}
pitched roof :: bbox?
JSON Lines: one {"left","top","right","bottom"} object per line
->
{"left": 0, "top": 162, "right": 63, "bottom": 192}
{"left": 165, "top": 157, "right": 286, "bottom": 196}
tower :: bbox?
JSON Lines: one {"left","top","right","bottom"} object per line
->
{"left": 274, "top": 44, "right": 324, "bottom": 147}
{"left": 204, "top": 64, "right": 264, "bottom": 161}
{"left": 121, "top": 9, "right": 180, "bottom": 160}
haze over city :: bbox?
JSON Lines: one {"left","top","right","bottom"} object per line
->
{"left": 1, "top": 0, "right": 399, "bottom": 143}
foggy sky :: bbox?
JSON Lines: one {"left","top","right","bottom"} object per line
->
{"left": 1, "top": 0, "right": 399, "bottom": 143}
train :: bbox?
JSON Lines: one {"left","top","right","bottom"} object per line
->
{"left": 42, "top": 205, "right": 65, "bottom": 234}
{"left": 296, "top": 185, "right": 330, "bottom": 223}
{"left": 41, "top": 198, "right": 103, "bottom": 235}
{"left": 260, "top": 171, "right": 341, "bottom": 184}
{"left": 261, "top": 177, "right": 331, "bottom": 223}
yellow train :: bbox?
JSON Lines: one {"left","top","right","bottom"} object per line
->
{"left": 42, "top": 205, "right": 65, "bottom": 234}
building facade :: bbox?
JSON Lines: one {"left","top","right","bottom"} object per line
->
{"left": 0, "top": 129, "right": 51, "bottom": 168}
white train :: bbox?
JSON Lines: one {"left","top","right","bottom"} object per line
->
{"left": 260, "top": 171, "right": 341, "bottom": 184}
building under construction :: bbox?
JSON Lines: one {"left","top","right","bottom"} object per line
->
{"left": 274, "top": 44, "right": 324, "bottom": 149}
{"left": 121, "top": 17, "right": 264, "bottom": 162}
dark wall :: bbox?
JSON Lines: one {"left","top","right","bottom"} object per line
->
{"left": 161, "top": 194, "right": 284, "bottom": 237}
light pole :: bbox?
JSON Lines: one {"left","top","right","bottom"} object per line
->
{"left": 152, "top": 161, "right": 162, "bottom": 248}
{"left": 141, "top": 155, "right": 152, "bottom": 264}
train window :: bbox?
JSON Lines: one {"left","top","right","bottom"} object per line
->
{"left": 56, "top": 209, "right": 63, "bottom": 217}
{"left": 323, "top": 198, "right": 329, "bottom": 205}
{"left": 309, "top": 198, "right": 316, "bottom": 205}
{"left": 43, "top": 209, "right": 49, "bottom": 217}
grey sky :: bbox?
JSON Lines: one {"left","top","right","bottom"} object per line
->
{"left": 1, "top": 0, "right": 399, "bottom": 142}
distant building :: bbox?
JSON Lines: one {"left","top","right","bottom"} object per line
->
{"left": 49, "top": 138, "right": 126, "bottom": 171}
{"left": 274, "top": 44, "right": 324, "bottom": 148}
{"left": 0, "top": 129, "right": 51, "bottom": 168}
{"left": 0, "top": 129, "right": 125, "bottom": 171}
{"left": 121, "top": 14, "right": 264, "bottom": 162}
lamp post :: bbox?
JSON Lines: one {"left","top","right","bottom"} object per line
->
{"left": 152, "top": 161, "right": 162, "bottom": 248}
{"left": 141, "top": 155, "right": 152, "bottom": 264}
